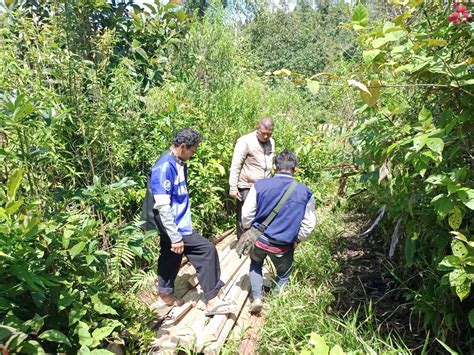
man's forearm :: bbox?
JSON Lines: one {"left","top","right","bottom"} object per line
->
{"left": 154, "top": 195, "right": 182, "bottom": 243}
{"left": 297, "top": 197, "right": 317, "bottom": 242}
{"left": 229, "top": 140, "right": 247, "bottom": 190}
{"left": 241, "top": 186, "right": 257, "bottom": 229}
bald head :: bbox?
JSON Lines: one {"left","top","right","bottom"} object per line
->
{"left": 256, "top": 117, "right": 274, "bottom": 143}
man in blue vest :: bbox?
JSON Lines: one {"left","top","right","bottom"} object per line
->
{"left": 241, "top": 149, "right": 317, "bottom": 313}
{"left": 148, "top": 128, "right": 238, "bottom": 316}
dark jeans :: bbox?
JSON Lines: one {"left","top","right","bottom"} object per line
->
{"left": 236, "top": 188, "right": 250, "bottom": 238}
{"left": 249, "top": 245, "right": 294, "bottom": 299}
{"left": 158, "top": 231, "right": 224, "bottom": 301}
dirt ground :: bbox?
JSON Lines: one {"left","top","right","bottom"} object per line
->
{"left": 330, "top": 212, "right": 430, "bottom": 353}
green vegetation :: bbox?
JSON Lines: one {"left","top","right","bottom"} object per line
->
{"left": 247, "top": 1, "right": 357, "bottom": 75}
{"left": 1, "top": 0, "right": 473, "bottom": 353}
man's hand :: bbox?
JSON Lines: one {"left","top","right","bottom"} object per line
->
{"left": 229, "top": 189, "right": 241, "bottom": 200}
{"left": 171, "top": 240, "right": 184, "bottom": 254}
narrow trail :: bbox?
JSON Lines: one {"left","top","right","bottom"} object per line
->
{"left": 331, "top": 212, "right": 427, "bottom": 352}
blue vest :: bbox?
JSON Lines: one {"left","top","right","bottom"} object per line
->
{"left": 253, "top": 173, "right": 313, "bottom": 245}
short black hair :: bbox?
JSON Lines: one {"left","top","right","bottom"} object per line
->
{"left": 275, "top": 149, "right": 298, "bottom": 172}
{"left": 172, "top": 128, "right": 202, "bottom": 148}
{"left": 258, "top": 117, "right": 274, "bottom": 129}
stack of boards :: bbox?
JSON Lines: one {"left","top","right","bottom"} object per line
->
{"left": 139, "top": 230, "right": 267, "bottom": 354}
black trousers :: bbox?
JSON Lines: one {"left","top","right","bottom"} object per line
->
{"left": 236, "top": 188, "right": 250, "bottom": 238}
{"left": 157, "top": 231, "right": 224, "bottom": 301}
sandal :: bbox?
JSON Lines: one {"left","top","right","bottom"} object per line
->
{"left": 205, "top": 300, "right": 239, "bottom": 317}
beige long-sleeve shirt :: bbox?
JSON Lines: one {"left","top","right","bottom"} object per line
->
{"left": 229, "top": 131, "right": 275, "bottom": 191}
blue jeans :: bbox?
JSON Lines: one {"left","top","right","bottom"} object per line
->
{"left": 249, "top": 245, "right": 294, "bottom": 299}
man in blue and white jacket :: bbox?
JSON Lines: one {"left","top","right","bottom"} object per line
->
{"left": 148, "top": 128, "right": 237, "bottom": 316}
{"left": 241, "top": 149, "right": 317, "bottom": 313}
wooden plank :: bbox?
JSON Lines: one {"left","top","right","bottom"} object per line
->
{"left": 237, "top": 313, "right": 265, "bottom": 355}
{"left": 213, "top": 229, "right": 234, "bottom": 246}
{"left": 196, "top": 259, "right": 250, "bottom": 350}
{"left": 230, "top": 296, "right": 252, "bottom": 340}
{"left": 153, "top": 253, "right": 248, "bottom": 350}
{"left": 203, "top": 275, "right": 251, "bottom": 354}
{"left": 152, "top": 235, "right": 249, "bottom": 352}
{"left": 167, "top": 301, "right": 196, "bottom": 324}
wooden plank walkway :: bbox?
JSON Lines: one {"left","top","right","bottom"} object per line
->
{"left": 141, "top": 230, "right": 266, "bottom": 354}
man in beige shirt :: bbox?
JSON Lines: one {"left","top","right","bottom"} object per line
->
{"left": 229, "top": 117, "right": 275, "bottom": 238}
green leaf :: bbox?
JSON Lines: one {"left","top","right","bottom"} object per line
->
{"left": 85, "top": 255, "right": 96, "bottom": 265}
{"left": 448, "top": 207, "right": 463, "bottom": 230}
{"left": 134, "top": 47, "right": 149, "bottom": 62}
{"left": 418, "top": 107, "right": 432, "bottom": 123}
{"left": 59, "top": 289, "right": 78, "bottom": 311}
{"left": 306, "top": 80, "right": 320, "bottom": 95}
{"left": 78, "top": 345, "right": 92, "bottom": 355}
{"left": 90, "top": 323, "right": 121, "bottom": 347}
{"left": 425, "top": 175, "right": 448, "bottom": 185}
{"left": 0, "top": 207, "right": 8, "bottom": 221}
{"left": 6, "top": 332, "right": 28, "bottom": 351}
{"left": 18, "top": 340, "right": 46, "bottom": 354}
{"left": 451, "top": 240, "right": 468, "bottom": 259}
{"left": 449, "top": 231, "right": 468, "bottom": 243}
{"left": 455, "top": 278, "right": 471, "bottom": 301}
{"left": 176, "top": 9, "right": 186, "bottom": 22}
{"left": 216, "top": 163, "right": 225, "bottom": 176}
{"left": 426, "top": 138, "right": 444, "bottom": 155}
{"left": 330, "top": 344, "right": 345, "bottom": 355}
{"left": 362, "top": 50, "right": 381, "bottom": 63}
{"left": 413, "top": 134, "right": 427, "bottom": 151}
{"left": 91, "top": 295, "right": 118, "bottom": 315}
{"left": 352, "top": 3, "right": 368, "bottom": 27}
{"left": 24, "top": 217, "right": 40, "bottom": 239}
{"left": 457, "top": 188, "right": 474, "bottom": 210}
{"left": 23, "top": 314, "right": 44, "bottom": 334}
{"left": 449, "top": 269, "right": 467, "bottom": 287}
{"left": 69, "top": 304, "right": 87, "bottom": 326}
{"left": 7, "top": 169, "right": 23, "bottom": 200}
{"left": 405, "top": 235, "right": 416, "bottom": 267}
{"left": 438, "top": 255, "right": 461, "bottom": 271}
{"left": 38, "top": 329, "right": 71, "bottom": 347}
{"left": 0, "top": 325, "right": 16, "bottom": 340}
{"left": 6, "top": 197, "right": 23, "bottom": 215}
{"left": 77, "top": 321, "right": 92, "bottom": 347}
{"left": 469, "top": 309, "right": 474, "bottom": 328}
{"left": 69, "top": 241, "right": 86, "bottom": 259}
{"left": 308, "top": 333, "right": 329, "bottom": 354}
{"left": 465, "top": 256, "right": 474, "bottom": 266}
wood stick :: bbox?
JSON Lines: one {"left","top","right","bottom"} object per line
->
{"left": 212, "top": 229, "right": 234, "bottom": 245}
{"left": 203, "top": 275, "right": 250, "bottom": 354}
{"left": 198, "top": 260, "right": 250, "bottom": 349}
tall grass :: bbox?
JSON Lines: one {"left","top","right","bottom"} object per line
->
{"left": 255, "top": 209, "right": 410, "bottom": 354}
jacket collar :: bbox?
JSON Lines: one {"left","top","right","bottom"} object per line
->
{"left": 274, "top": 172, "right": 294, "bottom": 178}
{"left": 168, "top": 149, "right": 186, "bottom": 166}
